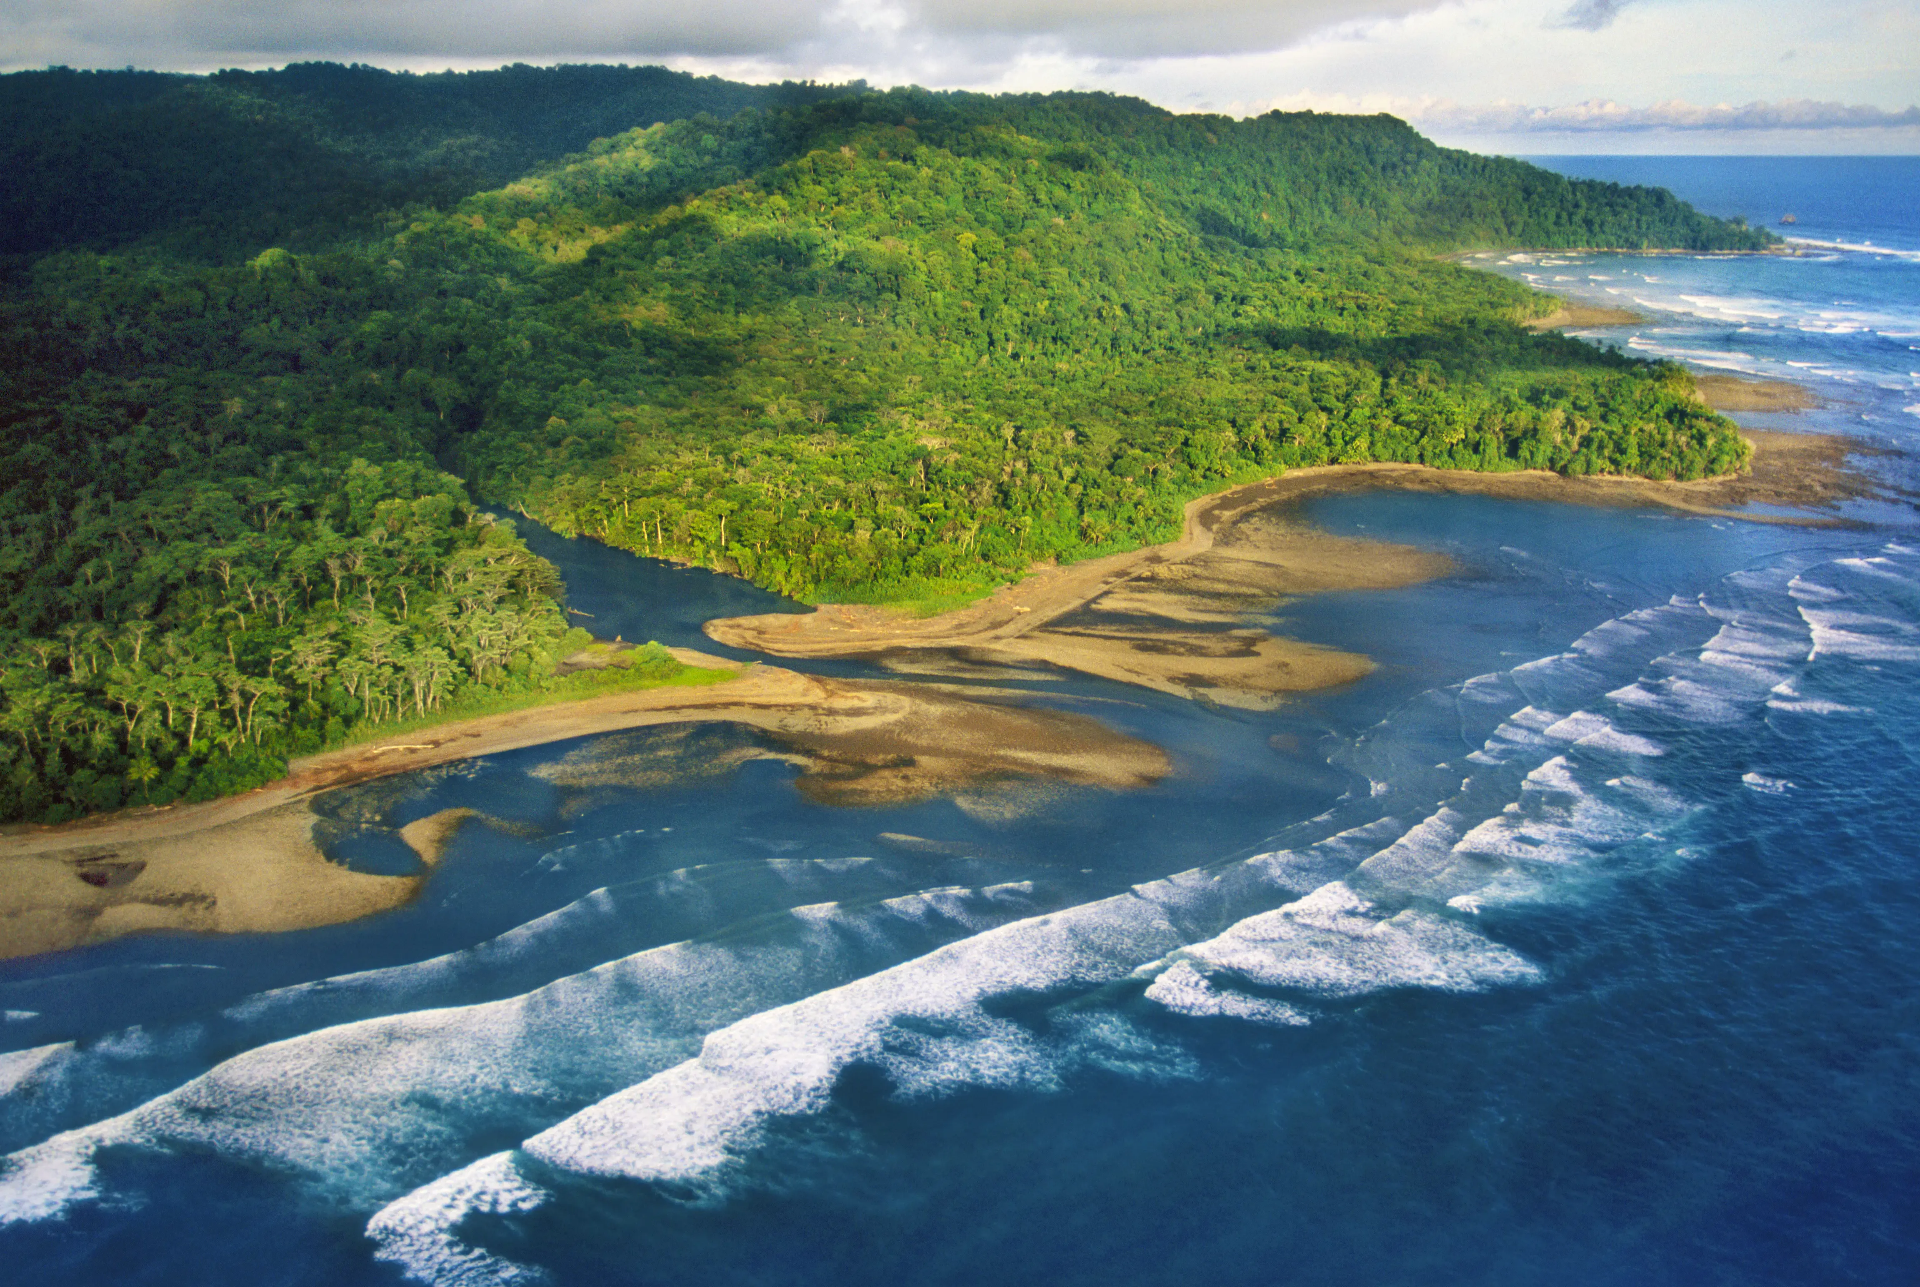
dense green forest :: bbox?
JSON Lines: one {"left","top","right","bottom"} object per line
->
{"left": 0, "top": 68, "right": 1769, "bottom": 824}
{"left": 0, "top": 62, "right": 862, "bottom": 260}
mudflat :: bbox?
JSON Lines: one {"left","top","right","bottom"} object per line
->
{"left": 1694, "top": 373, "right": 1821, "bottom": 413}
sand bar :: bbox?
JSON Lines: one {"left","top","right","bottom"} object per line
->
{"left": 0, "top": 655, "right": 1167, "bottom": 960}
{"left": 709, "top": 476, "right": 1454, "bottom": 708}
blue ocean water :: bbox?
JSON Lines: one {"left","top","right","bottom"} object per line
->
{"left": 1491, "top": 157, "right": 1920, "bottom": 503}
{"left": 4, "top": 158, "right": 1919, "bottom": 1285}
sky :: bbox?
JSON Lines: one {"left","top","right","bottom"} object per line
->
{"left": 4, "top": 0, "right": 1916, "bottom": 154}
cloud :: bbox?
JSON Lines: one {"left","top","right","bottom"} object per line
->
{"left": 0, "top": 0, "right": 1448, "bottom": 70}
{"left": 3, "top": 0, "right": 830, "bottom": 63}
{"left": 905, "top": 0, "right": 1442, "bottom": 59}
{"left": 1412, "top": 97, "right": 1920, "bottom": 132}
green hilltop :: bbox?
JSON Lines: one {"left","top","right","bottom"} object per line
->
{"left": 0, "top": 67, "right": 1770, "bottom": 822}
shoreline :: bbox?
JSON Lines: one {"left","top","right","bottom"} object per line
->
{"left": 705, "top": 429, "right": 1877, "bottom": 678}
{"left": 1, "top": 431, "right": 1879, "bottom": 960}
{"left": 0, "top": 655, "right": 1168, "bottom": 960}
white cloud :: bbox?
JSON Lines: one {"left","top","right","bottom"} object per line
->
{"left": 2, "top": 0, "right": 1914, "bottom": 154}
{"left": 0, "top": 0, "right": 1447, "bottom": 69}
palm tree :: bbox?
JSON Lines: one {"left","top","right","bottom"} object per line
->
{"left": 126, "top": 755, "right": 160, "bottom": 803}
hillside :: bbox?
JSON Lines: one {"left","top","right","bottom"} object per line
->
{"left": 0, "top": 62, "right": 861, "bottom": 261}
{"left": 0, "top": 73, "right": 1768, "bottom": 823}
{"left": 441, "top": 90, "right": 1763, "bottom": 597}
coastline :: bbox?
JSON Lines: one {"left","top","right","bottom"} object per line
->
{"left": 705, "top": 429, "right": 1876, "bottom": 676}
{"left": 0, "top": 430, "right": 1875, "bottom": 961}
{"left": 0, "top": 654, "right": 1168, "bottom": 960}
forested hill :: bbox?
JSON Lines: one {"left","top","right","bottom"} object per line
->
{"left": 0, "top": 66, "right": 1771, "bottom": 263}
{"left": 943, "top": 95, "right": 1774, "bottom": 254}
{"left": 1, "top": 76, "right": 1766, "bottom": 824}
{"left": 0, "top": 63, "right": 862, "bottom": 260}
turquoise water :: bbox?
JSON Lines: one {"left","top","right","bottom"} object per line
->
{"left": 4, "top": 158, "right": 1918, "bottom": 1285}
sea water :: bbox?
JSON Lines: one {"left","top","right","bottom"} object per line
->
{"left": 3, "top": 158, "right": 1918, "bottom": 1285}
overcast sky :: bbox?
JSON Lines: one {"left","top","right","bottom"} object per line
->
{"left": 4, "top": 0, "right": 1916, "bottom": 153}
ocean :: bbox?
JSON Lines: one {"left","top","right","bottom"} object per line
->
{"left": 3, "top": 156, "right": 1917, "bottom": 1285}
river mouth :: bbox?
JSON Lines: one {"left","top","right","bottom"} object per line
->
{"left": 1, "top": 431, "right": 1883, "bottom": 963}
{"left": 5, "top": 480, "right": 1916, "bottom": 1287}
{"left": 10, "top": 154, "right": 1920, "bottom": 1287}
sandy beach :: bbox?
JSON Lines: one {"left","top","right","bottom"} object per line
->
{"left": 0, "top": 654, "right": 1168, "bottom": 959}
{"left": 1525, "top": 302, "right": 1646, "bottom": 329}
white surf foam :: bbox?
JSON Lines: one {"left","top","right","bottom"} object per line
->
{"left": 0, "top": 1134, "right": 98, "bottom": 1227}
{"left": 1170, "top": 883, "right": 1542, "bottom": 1001}
{"left": 1766, "top": 698, "right": 1866, "bottom": 715}
{"left": 1783, "top": 236, "right": 1920, "bottom": 263}
{"left": 0, "top": 1045, "right": 70, "bottom": 1100}
{"left": 1606, "top": 635, "right": 1792, "bottom": 724}
{"left": 369, "top": 1152, "right": 553, "bottom": 1287}
{"left": 1542, "top": 711, "right": 1665, "bottom": 757}
{"left": 1446, "top": 756, "right": 1679, "bottom": 871}
{"left": 1141, "top": 962, "right": 1310, "bottom": 1027}
{"left": 510, "top": 890, "right": 1191, "bottom": 1194}
{"left": 1467, "top": 706, "right": 1561, "bottom": 765}
{"left": 1799, "top": 608, "right": 1920, "bottom": 663}
{"left": 0, "top": 887, "right": 1041, "bottom": 1223}
{"left": 0, "top": 855, "right": 949, "bottom": 1159}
